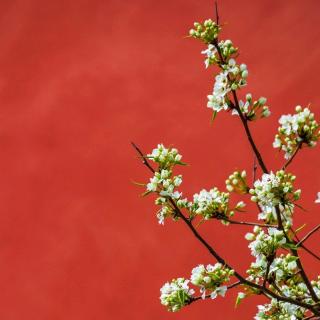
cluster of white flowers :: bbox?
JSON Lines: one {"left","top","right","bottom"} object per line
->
{"left": 273, "top": 106, "right": 320, "bottom": 159}
{"left": 255, "top": 299, "right": 305, "bottom": 320}
{"left": 207, "top": 58, "right": 248, "bottom": 114}
{"left": 191, "top": 188, "right": 230, "bottom": 220}
{"left": 257, "top": 203, "right": 294, "bottom": 227}
{"left": 225, "top": 170, "right": 248, "bottom": 193}
{"left": 190, "top": 263, "right": 233, "bottom": 299}
{"left": 231, "top": 94, "right": 271, "bottom": 120}
{"left": 144, "top": 144, "right": 190, "bottom": 224}
{"left": 201, "top": 39, "right": 238, "bottom": 69}
{"left": 148, "top": 144, "right": 183, "bottom": 168}
{"left": 248, "top": 253, "right": 298, "bottom": 284}
{"left": 160, "top": 278, "right": 195, "bottom": 312}
{"left": 250, "top": 171, "right": 301, "bottom": 227}
{"left": 246, "top": 227, "right": 286, "bottom": 261}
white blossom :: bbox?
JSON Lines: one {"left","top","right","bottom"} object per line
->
{"left": 315, "top": 192, "right": 320, "bottom": 204}
{"left": 160, "top": 278, "right": 195, "bottom": 312}
{"left": 273, "top": 106, "right": 320, "bottom": 159}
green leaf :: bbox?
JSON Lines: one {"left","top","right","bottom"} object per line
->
{"left": 176, "top": 161, "right": 188, "bottom": 166}
{"left": 282, "top": 243, "right": 299, "bottom": 250}
{"left": 210, "top": 111, "right": 218, "bottom": 125}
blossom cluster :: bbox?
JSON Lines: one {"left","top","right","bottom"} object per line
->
{"left": 189, "top": 19, "right": 221, "bottom": 44}
{"left": 190, "top": 187, "right": 245, "bottom": 223}
{"left": 145, "top": 144, "right": 188, "bottom": 224}
{"left": 191, "top": 263, "right": 234, "bottom": 299}
{"left": 147, "top": 143, "right": 184, "bottom": 169}
{"left": 160, "top": 263, "right": 234, "bottom": 312}
{"left": 254, "top": 299, "right": 305, "bottom": 320}
{"left": 225, "top": 170, "right": 248, "bottom": 194}
{"left": 249, "top": 171, "right": 301, "bottom": 227}
{"left": 273, "top": 106, "right": 320, "bottom": 159}
{"left": 246, "top": 227, "right": 286, "bottom": 261}
{"left": 191, "top": 23, "right": 271, "bottom": 123}
{"left": 231, "top": 94, "right": 271, "bottom": 120}
{"left": 160, "top": 278, "right": 194, "bottom": 312}
{"left": 207, "top": 58, "right": 248, "bottom": 114}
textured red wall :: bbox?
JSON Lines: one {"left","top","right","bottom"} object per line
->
{"left": 1, "top": 0, "right": 320, "bottom": 319}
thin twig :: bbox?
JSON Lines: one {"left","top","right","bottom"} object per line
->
{"left": 282, "top": 142, "right": 303, "bottom": 170}
{"left": 297, "top": 225, "right": 320, "bottom": 247}
{"left": 253, "top": 156, "right": 257, "bottom": 184}
{"left": 290, "top": 226, "right": 320, "bottom": 261}
{"left": 131, "top": 142, "right": 155, "bottom": 174}
{"left": 226, "top": 219, "right": 276, "bottom": 228}
{"left": 275, "top": 206, "right": 320, "bottom": 303}
{"left": 215, "top": 1, "right": 219, "bottom": 25}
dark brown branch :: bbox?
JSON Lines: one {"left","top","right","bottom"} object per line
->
{"left": 274, "top": 206, "right": 320, "bottom": 303}
{"left": 214, "top": 1, "right": 219, "bottom": 25}
{"left": 253, "top": 156, "right": 257, "bottom": 184}
{"left": 131, "top": 142, "right": 155, "bottom": 174}
{"left": 263, "top": 259, "right": 272, "bottom": 288}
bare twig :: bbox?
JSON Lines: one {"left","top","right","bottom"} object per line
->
{"left": 225, "top": 218, "right": 276, "bottom": 228}
{"left": 131, "top": 142, "right": 155, "bottom": 174}
{"left": 297, "top": 225, "right": 320, "bottom": 247}
{"left": 215, "top": 1, "right": 219, "bottom": 25}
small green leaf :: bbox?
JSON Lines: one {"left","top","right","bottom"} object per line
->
{"left": 176, "top": 161, "right": 188, "bottom": 166}
{"left": 282, "top": 243, "right": 299, "bottom": 250}
{"left": 210, "top": 111, "right": 218, "bottom": 125}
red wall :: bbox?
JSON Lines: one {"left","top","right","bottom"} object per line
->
{"left": 1, "top": 0, "right": 320, "bottom": 319}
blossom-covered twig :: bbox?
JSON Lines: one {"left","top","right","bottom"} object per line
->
{"left": 132, "top": 143, "right": 320, "bottom": 316}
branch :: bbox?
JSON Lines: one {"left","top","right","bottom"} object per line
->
{"left": 275, "top": 206, "right": 320, "bottom": 303}
{"left": 212, "top": 41, "right": 268, "bottom": 174}
{"left": 225, "top": 218, "right": 276, "bottom": 228}
{"left": 214, "top": 1, "right": 219, "bottom": 25}
{"left": 282, "top": 142, "right": 303, "bottom": 170}
{"left": 132, "top": 143, "right": 320, "bottom": 315}
{"left": 131, "top": 142, "right": 155, "bottom": 174}
{"left": 297, "top": 224, "right": 320, "bottom": 247}
{"left": 253, "top": 156, "right": 257, "bottom": 184}
{"left": 290, "top": 226, "right": 320, "bottom": 262}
